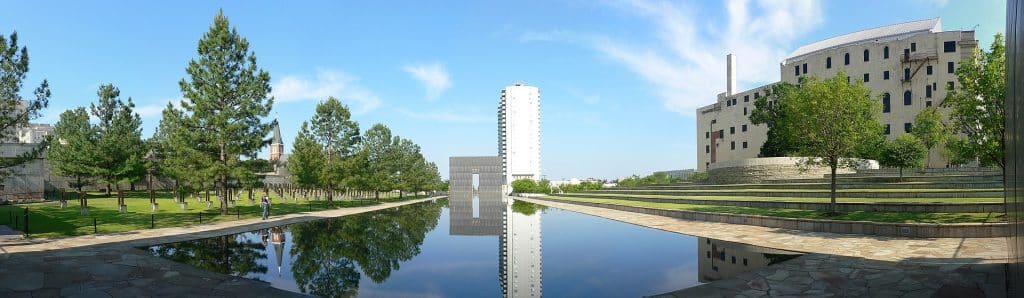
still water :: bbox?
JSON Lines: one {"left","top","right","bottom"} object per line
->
{"left": 147, "top": 196, "right": 799, "bottom": 297}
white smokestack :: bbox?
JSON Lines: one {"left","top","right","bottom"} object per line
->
{"left": 726, "top": 54, "right": 736, "bottom": 96}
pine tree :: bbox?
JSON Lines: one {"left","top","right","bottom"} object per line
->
{"left": 0, "top": 31, "right": 50, "bottom": 178}
{"left": 308, "top": 97, "right": 360, "bottom": 203}
{"left": 90, "top": 84, "right": 145, "bottom": 211}
{"left": 171, "top": 10, "right": 274, "bottom": 214}
{"left": 49, "top": 108, "right": 100, "bottom": 214}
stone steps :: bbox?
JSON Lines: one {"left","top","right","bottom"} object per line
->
{"left": 591, "top": 189, "right": 1003, "bottom": 198}
{"left": 767, "top": 175, "right": 1003, "bottom": 184}
{"left": 554, "top": 193, "right": 1005, "bottom": 213}
{"left": 616, "top": 181, "right": 1004, "bottom": 191}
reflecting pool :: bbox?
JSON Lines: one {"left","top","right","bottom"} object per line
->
{"left": 147, "top": 195, "right": 800, "bottom": 297}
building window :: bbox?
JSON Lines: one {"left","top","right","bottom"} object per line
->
{"left": 884, "top": 124, "right": 891, "bottom": 135}
{"left": 844, "top": 53, "right": 850, "bottom": 65}
{"left": 904, "top": 123, "right": 912, "bottom": 133}
{"left": 847, "top": 76, "right": 851, "bottom": 84}
{"left": 743, "top": 107, "right": 747, "bottom": 115}
{"left": 882, "top": 93, "right": 891, "bottom": 113}
{"left": 706, "top": 251, "right": 711, "bottom": 258}
{"left": 927, "top": 65, "right": 933, "bottom": 75}
{"left": 744, "top": 95, "right": 749, "bottom": 102}
{"left": 731, "top": 256, "right": 736, "bottom": 264}
{"left": 794, "top": 65, "right": 800, "bottom": 76}
{"left": 948, "top": 61, "right": 955, "bottom": 73}
{"left": 884, "top": 46, "right": 889, "bottom": 59}
{"left": 947, "top": 81, "right": 955, "bottom": 90}
{"left": 726, "top": 100, "right": 731, "bottom": 107}
{"left": 883, "top": 71, "right": 890, "bottom": 80}
{"left": 826, "top": 57, "right": 832, "bottom": 69}
{"left": 705, "top": 145, "right": 709, "bottom": 153}
{"left": 705, "top": 132, "right": 710, "bottom": 139}
{"left": 926, "top": 85, "right": 932, "bottom": 98}
{"left": 904, "top": 90, "right": 912, "bottom": 105}
{"left": 926, "top": 101, "right": 932, "bottom": 107}
{"left": 742, "top": 124, "right": 748, "bottom": 132}
{"left": 944, "top": 41, "right": 956, "bottom": 52}
{"left": 863, "top": 49, "right": 869, "bottom": 61}
{"left": 904, "top": 48, "right": 910, "bottom": 58}
{"left": 743, "top": 258, "right": 748, "bottom": 266}
{"left": 719, "top": 130, "right": 724, "bottom": 139}
{"left": 863, "top": 73, "right": 869, "bottom": 82}
{"left": 731, "top": 141, "right": 735, "bottom": 150}
{"left": 904, "top": 68, "right": 911, "bottom": 81}
{"left": 742, "top": 141, "right": 748, "bottom": 149}
{"left": 754, "top": 92, "right": 760, "bottom": 99}
{"left": 730, "top": 127, "right": 735, "bottom": 134}
{"left": 911, "top": 42, "right": 917, "bottom": 52}
{"left": 802, "top": 63, "right": 807, "bottom": 74}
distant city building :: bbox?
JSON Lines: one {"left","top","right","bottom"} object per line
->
{"left": 499, "top": 83, "right": 541, "bottom": 187}
{"left": 697, "top": 18, "right": 978, "bottom": 171}
{"left": 17, "top": 123, "right": 52, "bottom": 144}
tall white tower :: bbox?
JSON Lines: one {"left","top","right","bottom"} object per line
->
{"left": 498, "top": 83, "right": 541, "bottom": 188}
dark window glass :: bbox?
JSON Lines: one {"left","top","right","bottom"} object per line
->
{"left": 794, "top": 65, "right": 800, "bottom": 76}
{"left": 944, "top": 41, "right": 956, "bottom": 52}
{"left": 863, "top": 73, "right": 869, "bottom": 82}
{"left": 754, "top": 92, "right": 760, "bottom": 99}
{"left": 844, "top": 53, "right": 850, "bottom": 65}
{"left": 730, "top": 127, "right": 735, "bottom": 134}
{"left": 904, "top": 90, "right": 912, "bottom": 105}
{"left": 904, "top": 48, "right": 910, "bottom": 58}
{"left": 731, "top": 141, "right": 735, "bottom": 150}
{"left": 705, "top": 145, "right": 709, "bottom": 153}
{"left": 719, "top": 130, "right": 724, "bottom": 139}
{"left": 826, "top": 57, "right": 832, "bottom": 68}
{"left": 926, "top": 101, "right": 932, "bottom": 107}
{"left": 904, "top": 123, "right": 912, "bottom": 133}
{"left": 948, "top": 61, "right": 955, "bottom": 73}
{"left": 884, "top": 46, "right": 889, "bottom": 59}
{"left": 744, "top": 95, "right": 749, "bottom": 102}
{"left": 927, "top": 65, "right": 933, "bottom": 75}
{"left": 742, "top": 141, "right": 748, "bottom": 149}
{"left": 863, "top": 49, "right": 869, "bottom": 61}
{"left": 884, "top": 124, "right": 891, "bottom": 135}
{"left": 911, "top": 42, "right": 916, "bottom": 52}
{"left": 705, "top": 132, "right": 710, "bottom": 139}
{"left": 742, "top": 124, "right": 748, "bottom": 132}
{"left": 743, "top": 107, "right": 747, "bottom": 115}
{"left": 743, "top": 258, "right": 748, "bottom": 266}
{"left": 904, "top": 68, "right": 911, "bottom": 81}
{"left": 883, "top": 71, "right": 890, "bottom": 80}
{"left": 882, "top": 93, "right": 891, "bottom": 113}
{"left": 926, "top": 85, "right": 932, "bottom": 98}
{"left": 732, "top": 256, "right": 736, "bottom": 264}
{"left": 947, "top": 81, "right": 954, "bottom": 90}
{"left": 706, "top": 251, "right": 711, "bottom": 258}
{"left": 802, "top": 63, "right": 807, "bottom": 74}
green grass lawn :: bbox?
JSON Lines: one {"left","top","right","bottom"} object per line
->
{"left": 597, "top": 188, "right": 1004, "bottom": 193}
{"left": 546, "top": 196, "right": 1004, "bottom": 224}
{"left": 0, "top": 190, "right": 432, "bottom": 238}
{"left": 557, "top": 193, "right": 1004, "bottom": 204}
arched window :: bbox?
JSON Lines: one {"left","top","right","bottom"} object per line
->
{"left": 882, "top": 93, "right": 891, "bottom": 113}
{"left": 903, "top": 90, "right": 912, "bottom": 105}
{"left": 863, "top": 49, "right": 870, "bottom": 61}
{"left": 883, "top": 46, "right": 889, "bottom": 59}
{"left": 844, "top": 53, "right": 850, "bottom": 65}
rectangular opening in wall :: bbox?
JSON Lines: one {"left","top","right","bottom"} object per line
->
{"left": 472, "top": 173, "right": 480, "bottom": 191}
{"left": 472, "top": 195, "right": 480, "bottom": 218}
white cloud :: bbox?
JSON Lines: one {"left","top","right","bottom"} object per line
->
{"left": 403, "top": 62, "right": 452, "bottom": 101}
{"left": 271, "top": 69, "right": 382, "bottom": 114}
{"left": 134, "top": 98, "right": 183, "bottom": 119}
{"left": 528, "top": 0, "right": 823, "bottom": 117}
{"left": 397, "top": 108, "right": 492, "bottom": 124}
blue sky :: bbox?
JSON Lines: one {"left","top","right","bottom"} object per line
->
{"left": 1, "top": 0, "right": 1005, "bottom": 180}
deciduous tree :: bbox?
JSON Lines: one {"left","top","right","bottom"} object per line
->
{"left": 880, "top": 134, "right": 928, "bottom": 182}
{"left": 942, "top": 34, "right": 1005, "bottom": 169}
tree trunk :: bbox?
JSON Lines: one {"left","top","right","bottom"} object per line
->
{"left": 899, "top": 167, "right": 904, "bottom": 182}
{"left": 830, "top": 163, "right": 837, "bottom": 214}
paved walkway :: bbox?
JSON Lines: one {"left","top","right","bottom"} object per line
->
{"left": 520, "top": 197, "right": 1008, "bottom": 297}
{"left": 0, "top": 197, "right": 442, "bottom": 297}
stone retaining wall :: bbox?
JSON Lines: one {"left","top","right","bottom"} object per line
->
{"left": 555, "top": 194, "right": 1005, "bottom": 213}
{"left": 707, "top": 157, "right": 874, "bottom": 184}
{"left": 534, "top": 197, "right": 1007, "bottom": 238}
{"left": 595, "top": 189, "right": 1003, "bottom": 198}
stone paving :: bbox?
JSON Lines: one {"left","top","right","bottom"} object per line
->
{"left": 0, "top": 197, "right": 440, "bottom": 297}
{"left": 520, "top": 197, "right": 1010, "bottom": 297}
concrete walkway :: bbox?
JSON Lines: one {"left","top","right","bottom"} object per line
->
{"left": 0, "top": 197, "right": 442, "bottom": 297}
{"left": 519, "top": 197, "right": 1008, "bottom": 297}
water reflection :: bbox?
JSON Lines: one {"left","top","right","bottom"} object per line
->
{"left": 148, "top": 197, "right": 801, "bottom": 297}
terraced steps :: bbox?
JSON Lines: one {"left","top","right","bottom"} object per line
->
{"left": 554, "top": 193, "right": 1004, "bottom": 213}
{"left": 617, "top": 181, "right": 1005, "bottom": 191}
{"left": 593, "top": 188, "right": 1003, "bottom": 198}
{"left": 830, "top": 168, "right": 1002, "bottom": 177}
{"left": 767, "top": 174, "right": 1003, "bottom": 184}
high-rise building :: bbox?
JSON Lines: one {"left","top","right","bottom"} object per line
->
{"left": 498, "top": 83, "right": 541, "bottom": 187}
{"left": 697, "top": 18, "right": 978, "bottom": 171}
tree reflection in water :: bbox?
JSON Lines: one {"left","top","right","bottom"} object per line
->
{"left": 288, "top": 199, "right": 444, "bottom": 297}
{"left": 149, "top": 234, "right": 269, "bottom": 278}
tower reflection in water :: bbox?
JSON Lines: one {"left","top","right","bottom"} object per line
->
{"left": 449, "top": 156, "right": 541, "bottom": 297}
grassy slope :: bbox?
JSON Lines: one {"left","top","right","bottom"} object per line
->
{"left": 557, "top": 193, "right": 1003, "bottom": 204}
{"left": 0, "top": 190, "right": 424, "bottom": 238}
{"left": 546, "top": 196, "right": 1003, "bottom": 224}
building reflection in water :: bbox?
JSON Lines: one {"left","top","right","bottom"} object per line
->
{"left": 450, "top": 156, "right": 542, "bottom": 297}
{"left": 697, "top": 237, "right": 801, "bottom": 282}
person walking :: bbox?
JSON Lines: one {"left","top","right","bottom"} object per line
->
{"left": 261, "top": 192, "right": 271, "bottom": 220}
